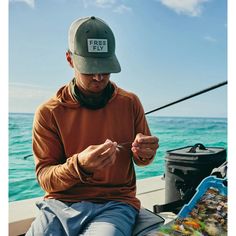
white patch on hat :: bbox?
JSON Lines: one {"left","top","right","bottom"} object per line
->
{"left": 87, "top": 39, "right": 108, "bottom": 53}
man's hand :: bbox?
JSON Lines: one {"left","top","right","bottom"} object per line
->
{"left": 77, "top": 140, "right": 117, "bottom": 174}
{"left": 131, "top": 133, "right": 159, "bottom": 161}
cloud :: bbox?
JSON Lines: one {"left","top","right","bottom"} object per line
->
{"left": 9, "top": 83, "right": 54, "bottom": 113}
{"left": 10, "top": 0, "right": 35, "bottom": 8}
{"left": 204, "top": 35, "right": 217, "bottom": 43}
{"left": 113, "top": 4, "right": 132, "bottom": 14}
{"left": 9, "top": 82, "right": 54, "bottom": 98}
{"left": 159, "top": 0, "right": 209, "bottom": 17}
{"left": 10, "top": 0, "right": 132, "bottom": 13}
{"left": 83, "top": 0, "right": 116, "bottom": 8}
{"left": 82, "top": 0, "right": 132, "bottom": 13}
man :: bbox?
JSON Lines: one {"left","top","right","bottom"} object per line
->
{"left": 26, "top": 16, "right": 159, "bottom": 236}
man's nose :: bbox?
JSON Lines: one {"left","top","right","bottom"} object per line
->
{"left": 92, "top": 74, "right": 104, "bottom": 81}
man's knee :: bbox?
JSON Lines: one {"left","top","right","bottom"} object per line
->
{"left": 25, "top": 210, "right": 65, "bottom": 236}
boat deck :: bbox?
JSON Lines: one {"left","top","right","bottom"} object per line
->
{"left": 136, "top": 176, "right": 176, "bottom": 224}
{"left": 9, "top": 176, "right": 176, "bottom": 236}
{"left": 137, "top": 176, "right": 165, "bottom": 210}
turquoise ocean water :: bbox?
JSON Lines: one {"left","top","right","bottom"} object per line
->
{"left": 9, "top": 113, "right": 227, "bottom": 202}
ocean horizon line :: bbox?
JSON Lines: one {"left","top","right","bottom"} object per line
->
{"left": 9, "top": 112, "right": 227, "bottom": 120}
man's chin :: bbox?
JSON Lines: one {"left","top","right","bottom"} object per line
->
{"left": 88, "top": 86, "right": 105, "bottom": 95}
{"left": 90, "top": 83, "right": 107, "bottom": 93}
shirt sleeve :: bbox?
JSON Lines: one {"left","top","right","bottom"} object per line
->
{"left": 33, "top": 105, "right": 92, "bottom": 193}
{"left": 131, "top": 94, "right": 155, "bottom": 166}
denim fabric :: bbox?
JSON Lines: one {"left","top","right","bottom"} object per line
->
{"left": 25, "top": 199, "right": 138, "bottom": 236}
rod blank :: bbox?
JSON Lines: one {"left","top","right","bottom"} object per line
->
{"left": 145, "top": 81, "right": 227, "bottom": 115}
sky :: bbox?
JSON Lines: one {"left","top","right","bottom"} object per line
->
{"left": 2, "top": 1, "right": 236, "bottom": 234}
{"left": 8, "top": 0, "right": 228, "bottom": 117}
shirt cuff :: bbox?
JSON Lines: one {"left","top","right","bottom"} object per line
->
{"left": 69, "top": 154, "right": 94, "bottom": 183}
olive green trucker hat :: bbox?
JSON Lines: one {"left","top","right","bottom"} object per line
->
{"left": 68, "top": 16, "right": 121, "bottom": 74}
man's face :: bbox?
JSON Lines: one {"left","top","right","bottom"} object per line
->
{"left": 75, "top": 71, "right": 111, "bottom": 94}
{"left": 66, "top": 51, "right": 111, "bottom": 94}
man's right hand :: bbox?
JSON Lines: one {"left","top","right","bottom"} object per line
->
{"left": 77, "top": 139, "right": 117, "bottom": 174}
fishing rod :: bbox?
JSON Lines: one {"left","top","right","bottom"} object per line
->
{"left": 23, "top": 80, "right": 227, "bottom": 159}
{"left": 23, "top": 154, "right": 33, "bottom": 160}
{"left": 145, "top": 80, "right": 227, "bottom": 115}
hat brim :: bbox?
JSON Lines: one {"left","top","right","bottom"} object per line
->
{"left": 72, "top": 54, "right": 121, "bottom": 74}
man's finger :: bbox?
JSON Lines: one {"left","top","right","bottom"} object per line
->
{"left": 90, "top": 141, "right": 114, "bottom": 157}
{"left": 133, "top": 142, "right": 158, "bottom": 149}
{"left": 138, "top": 136, "right": 159, "bottom": 144}
{"left": 132, "top": 147, "right": 155, "bottom": 157}
{"left": 99, "top": 145, "right": 116, "bottom": 159}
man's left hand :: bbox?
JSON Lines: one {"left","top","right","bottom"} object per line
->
{"left": 131, "top": 133, "right": 159, "bottom": 162}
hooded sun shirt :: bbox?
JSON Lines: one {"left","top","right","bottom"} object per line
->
{"left": 32, "top": 79, "right": 153, "bottom": 210}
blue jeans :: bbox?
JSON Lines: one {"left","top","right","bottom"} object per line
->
{"left": 25, "top": 199, "right": 138, "bottom": 236}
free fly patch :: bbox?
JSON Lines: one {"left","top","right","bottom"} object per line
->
{"left": 87, "top": 39, "right": 108, "bottom": 53}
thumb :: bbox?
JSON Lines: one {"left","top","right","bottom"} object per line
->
{"left": 135, "top": 133, "right": 145, "bottom": 142}
{"left": 105, "top": 139, "right": 112, "bottom": 143}
{"left": 91, "top": 140, "right": 113, "bottom": 156}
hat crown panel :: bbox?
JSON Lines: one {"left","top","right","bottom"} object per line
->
{"left": 74, "top": 18, "right": 115, "bottom": 58}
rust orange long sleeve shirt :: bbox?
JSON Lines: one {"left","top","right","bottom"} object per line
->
{"left": 33, "top": 81, "right": 153, "bottom": 210}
